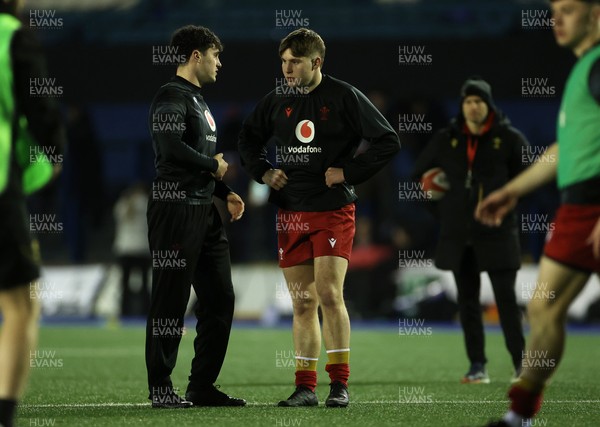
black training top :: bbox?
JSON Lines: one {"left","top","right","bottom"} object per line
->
{"left": 238, "top": 74, "right": 400, "bottom": 212}
{"left": 149, "top": 75, "right": 231, "bottom": 204}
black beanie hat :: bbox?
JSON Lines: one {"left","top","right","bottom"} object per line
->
{"left": 460, "top": 77, "right": 496, "bottom": 111}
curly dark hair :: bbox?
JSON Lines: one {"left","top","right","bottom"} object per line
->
{"left": 279, "top": 28, "right": 325, "bottom": 62}
{"left": 170, "top": 25, "right": 223, "bottom": 64}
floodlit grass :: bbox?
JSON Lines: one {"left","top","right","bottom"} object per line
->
{"left": 17, "top": 324, "right": 600, "bottom": 426}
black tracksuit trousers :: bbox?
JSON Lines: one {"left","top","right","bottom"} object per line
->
{"left": 145, "top": 200, "right": 234, "bottom": 395}
{"left": 453, "top": 246, "right": 525, "bottom": 370}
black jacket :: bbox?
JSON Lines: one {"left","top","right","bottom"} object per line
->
{"left": 412, "top": 111, "right": 529, "bottom": 272}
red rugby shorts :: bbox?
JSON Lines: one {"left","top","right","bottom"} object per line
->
{"left": 276, "top": 204, "right": 356, "bottom": 268}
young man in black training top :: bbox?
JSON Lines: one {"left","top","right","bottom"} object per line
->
{"left": 146, "top": 25, "right": 246, "bottom": 408}
{"left": 239, "top": 28, "right": 400, "bottom": 408}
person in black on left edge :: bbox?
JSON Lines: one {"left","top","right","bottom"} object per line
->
{"left": 145, "top": 25, "right": 246, "bottom": 408}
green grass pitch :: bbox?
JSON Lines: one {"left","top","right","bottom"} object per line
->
{"left": 17, "top": 324, "right": 600, "bottom": 426}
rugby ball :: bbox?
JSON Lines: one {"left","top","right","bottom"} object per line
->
{"left": 420, "top": 167, "right": 450, "bottom": 200}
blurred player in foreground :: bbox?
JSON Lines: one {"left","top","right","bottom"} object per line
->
{"left": 478, "top": 1, "right": 600, "bottom": 425}
{"left": 239, "top": 28, "right": 400, "bottom": 407}
{"left": 0, "top": 0, "right": 65, "bottom": 426}
{"left": 413, "top": 78, "right": 528, "bottom": 385}
{"left": 145, "top": 25, "right": 245, "bottom": 408}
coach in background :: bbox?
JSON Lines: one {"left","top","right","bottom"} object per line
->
{"left": 145, "top": 25, "right": 245, "bottom": 408}
{"left": 412, "top": 78, "right": 528, "bottom": 384}
{"left": 0, "top": 1, "right": 65, "bottom": 426}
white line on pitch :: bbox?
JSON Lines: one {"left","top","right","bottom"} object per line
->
{"left": 20, "top": 400, "right": 600, "bottom": 409}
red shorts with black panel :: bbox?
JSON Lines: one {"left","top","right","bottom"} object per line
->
{"left": 276, "top": 204, "right": 356, "bottom": 268}
{"left": 544, "top": 204, "right": 600, "bottom": 273}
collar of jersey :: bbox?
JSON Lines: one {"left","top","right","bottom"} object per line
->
{"left": 172, "top": 75, "right": 203, "bottom": 95}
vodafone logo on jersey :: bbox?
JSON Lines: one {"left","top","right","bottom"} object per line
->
{"left": 204, "top": 110, "right": 217, "bottom": 132}
{"left": 295, "top": 119, "right": 315, "bottom": 143}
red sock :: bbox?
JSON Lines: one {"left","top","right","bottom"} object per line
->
{"left": 325, "top": 363, "right": 350, "bottom": 387}
{"left": 508, "top": 384, "right": 543, "bottom": 418}
{"left": 295, "top": 370, "right": 317, "bottom": 392}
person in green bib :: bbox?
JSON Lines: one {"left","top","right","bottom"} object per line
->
{"left": 0, "top": 1, "right": 65, "bottom": 426}
{"left": 476, "top": 1, "right": 600, "bottom": 426}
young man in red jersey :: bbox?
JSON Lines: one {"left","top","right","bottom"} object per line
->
{"left": 477, "top": 1, "right": 600, "bottom": 425}
{"left": 239, "top": 28, "right": 400, "bottom": 407}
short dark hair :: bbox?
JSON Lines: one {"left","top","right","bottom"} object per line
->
{"left": 279, "top": 28, "right": 325, "bottom": 61}
{"left": 170, "top": 25, "right": 223, "bottom": 64}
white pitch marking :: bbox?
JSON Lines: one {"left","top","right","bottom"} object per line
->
{"left": 20, "top": 400, "right": 600, "bottom": 409}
